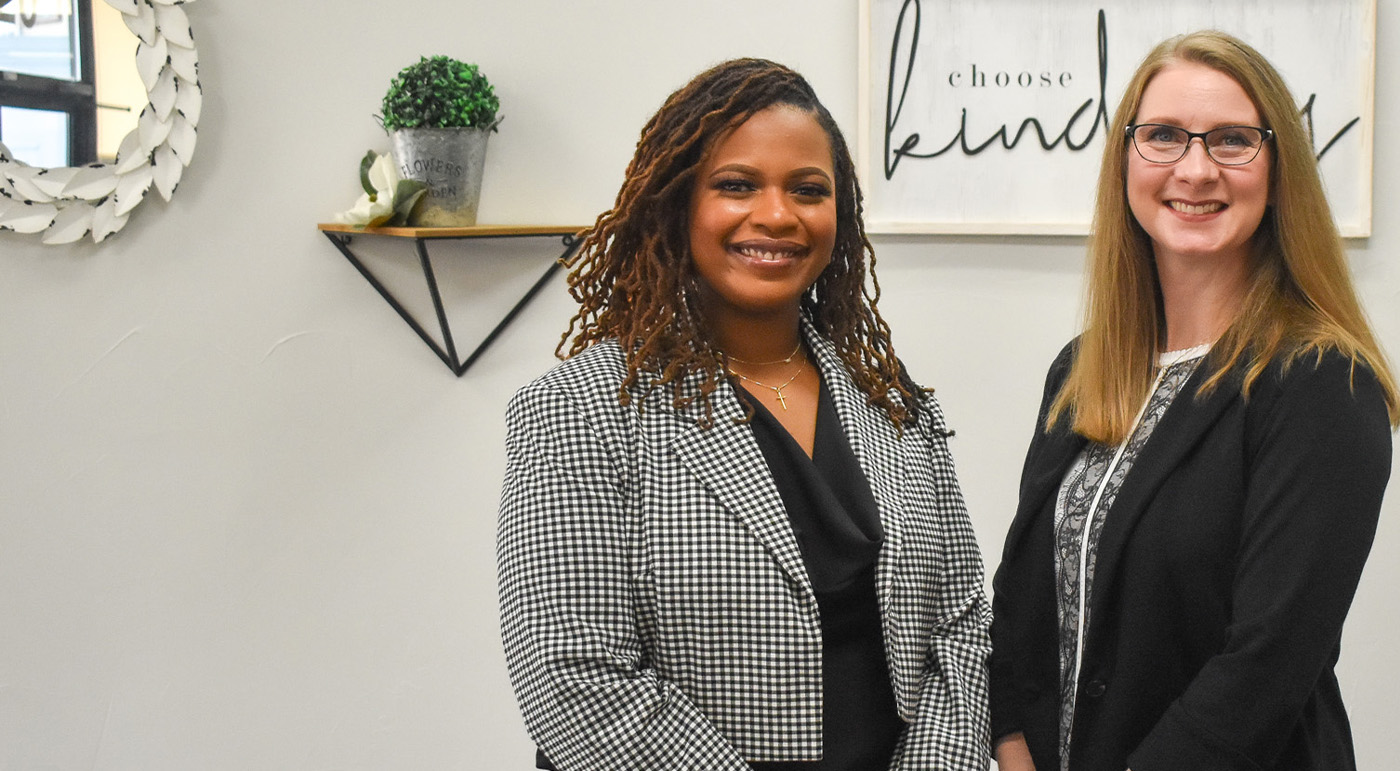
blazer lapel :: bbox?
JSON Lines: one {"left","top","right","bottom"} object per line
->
{"left": 668, "top": 370, "right": 813, "bottom": 594}
{"left": 803, "top": 325, "right": 907, "bottom": 606}
{"left": 1090, "top": 364, "right": 1241, "bottom": 610}
{"left": 1004, "top": 424, "right": 1087, "bottom": 560}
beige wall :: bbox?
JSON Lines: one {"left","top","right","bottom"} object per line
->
{"left": 0, "top": 1, "right": 1395, "bottom": 768}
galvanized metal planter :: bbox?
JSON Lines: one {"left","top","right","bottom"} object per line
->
{"left": 389, "top": 127, "right": 492, "bottom": 226}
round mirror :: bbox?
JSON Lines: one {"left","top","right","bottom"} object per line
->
{"left": 0, "top": 0, "right": 202, "bottom": 244}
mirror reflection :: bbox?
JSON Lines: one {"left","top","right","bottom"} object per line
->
{"left": 0, "top": 0, "right": 140, "bottom": 167}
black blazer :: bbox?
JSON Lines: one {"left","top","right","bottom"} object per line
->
{"left": 990, "top": 343, "right": 1391, "bottom": 771}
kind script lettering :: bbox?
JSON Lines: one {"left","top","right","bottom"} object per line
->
{"left": 882, "top": 2, "right": 1360, "bottom": 180}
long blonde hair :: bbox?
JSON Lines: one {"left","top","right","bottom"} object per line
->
{"left": 1050, "top": 30, "right": 1399, "bottom": 443}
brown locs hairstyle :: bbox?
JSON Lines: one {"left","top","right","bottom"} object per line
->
{"left": 557, "top": 58, "right": 922, "bottom": 429}
{"left": 1050, "top": 30, "right": 1399, "bottom": 443}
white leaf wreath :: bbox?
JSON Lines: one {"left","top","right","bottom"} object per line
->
{"left": 0, "top": 0, "right": 202, "bottom": 244}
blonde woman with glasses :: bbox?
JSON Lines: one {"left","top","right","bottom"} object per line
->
{"left": 990, "top": 30, "right": 1398, "bottom": 771}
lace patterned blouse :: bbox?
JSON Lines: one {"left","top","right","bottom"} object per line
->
{"left": 1052, "top": 344, "right": 1210, "bottom": 771}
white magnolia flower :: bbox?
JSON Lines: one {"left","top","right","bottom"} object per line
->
{"left": 333, "top": 192, "right": 394, "bottom": 227}
{"left": 332, "top": 151, "right": 424, "bottom": 227}
{"left": 364, "top": 150, "right": 397, "bottom": 193}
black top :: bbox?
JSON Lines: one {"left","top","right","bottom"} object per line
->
{"left": 743, "top": 378, "right": 903, "bottom": 770}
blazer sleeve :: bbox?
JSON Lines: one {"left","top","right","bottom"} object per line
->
{"left": 1128, "top": 353, "right": 1393, "bottom": 771}
{"left": 496, "top": 378, "right": 751, "bottom": 771}
{"left": 891, "top": 392, "right": 994, "bottom": 771}
{"left": 989, "top": 342, "right": 1075, "bottom": 744}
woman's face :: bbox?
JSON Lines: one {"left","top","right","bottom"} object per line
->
{"left": 1126, "top": 61, "right": 1271, "bottom": 270}
{"left": 688, "top": 105, "right": 837, "bottom": 325}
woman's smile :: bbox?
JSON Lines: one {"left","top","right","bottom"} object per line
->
{"left": 730, "top": 238, "right": 808, "bottom": 265}
{"left": 1166, "top": 200, "right": 1224, "bottom": 216}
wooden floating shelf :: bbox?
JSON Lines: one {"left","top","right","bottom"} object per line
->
{"left": 318, "top": 223, "right": 587, "bottom": 375}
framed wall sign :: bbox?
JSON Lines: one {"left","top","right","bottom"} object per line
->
{"left": 857, "top": 0, "right": 1375, "bottom": 235}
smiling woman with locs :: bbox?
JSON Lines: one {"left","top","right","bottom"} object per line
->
{"left": 496, "top": 58, "right": 991, "bottom": 770}
{"left": 990, "top": 31, "right": 1400, "bottom": 771}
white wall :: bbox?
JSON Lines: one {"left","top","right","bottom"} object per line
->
{"left": 0, "top": 1, "right": 1394, "bottom": 768}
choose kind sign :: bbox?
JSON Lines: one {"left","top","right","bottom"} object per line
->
{"left": 857, "top": 0, "right": 1375, "bottom": 235}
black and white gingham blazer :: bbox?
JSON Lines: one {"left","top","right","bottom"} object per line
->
{"left": 497, "top": 322, "right": 991, "bottom": 770}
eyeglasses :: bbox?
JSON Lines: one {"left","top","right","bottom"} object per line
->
{"left": 1125, "top": 123, "right": 1274, "bottom": 166}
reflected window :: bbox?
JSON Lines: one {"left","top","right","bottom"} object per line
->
{"left": 1, "top": 0, "right": 81, "bottom": 80}
{"left": 0, "top": 0, "right": 95, "bottom": 165}
{"left": 1, "top": 104, "right": 68, "bottom": 165}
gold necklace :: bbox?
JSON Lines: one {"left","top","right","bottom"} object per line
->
{"left": 727, "top": 357, "right": 805, "bottom": 410}
{"left": 722, "top": 341, "right": 802, "bottom": 367}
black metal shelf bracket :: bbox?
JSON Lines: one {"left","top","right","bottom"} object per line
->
{"left": 323, "top": 229, "right": 579, "bottom": 376}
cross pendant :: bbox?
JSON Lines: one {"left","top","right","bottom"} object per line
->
{"left": 774, "top": 388, "right": 788, "bottom": 410}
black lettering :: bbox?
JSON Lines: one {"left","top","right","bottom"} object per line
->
{"left": 883, "top": 0, "right": 922, "bottom": 178}
{"left": 885, "top": 4, "right": 1110, "bottom": 177}
{"left": 1300, "top": 93, "right": 1360, "bottom": 161}
{"left": 881, "top": 4, "right": 1357, "bottom": 181}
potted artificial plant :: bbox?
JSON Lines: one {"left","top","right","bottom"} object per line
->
{"left": 380, "top": 55, "right": 502, "bottom": 227}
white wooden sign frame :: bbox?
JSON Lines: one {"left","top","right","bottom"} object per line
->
{"left": 857, "top": 0, "right": 1376, "bottom": 236}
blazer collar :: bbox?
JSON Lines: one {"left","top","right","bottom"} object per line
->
{"left": 1003, "top": 423, "right": 1087, "bottom": 558}
{"left": 1004, "top": 354, "right": 1241, "bottom": 578}
{"left": 803, "top": 321, "right": 910, "bottom": 596}
{"left": 666, "top": 318, "right": 909, "bottom": 596}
